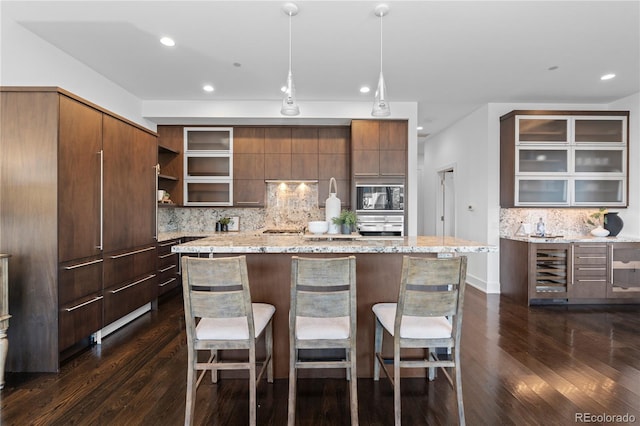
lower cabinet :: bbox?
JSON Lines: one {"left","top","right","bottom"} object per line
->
{"left": 609, "top": 243, "right": 640, "bottom": 298}
{"left": 103, "top": 245, "right": 157, "bottom": 325}
{"left": 58, "top": 256, "right": 104, "bottom": 351}
{"left": 501, "top": 238, "right": 640, "bottom": 305}
{"left": 157, "top": 238, "right": 181, "bottom": 295}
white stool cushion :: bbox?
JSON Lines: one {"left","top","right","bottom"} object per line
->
{"left": 296, "top": 316, "right": 350, "bottom": 340}
{"left": 196, "top": 303, "right": 275, "bottom": 340}
{"left": 372, "top": 303, "right": 451, "bottom": 339}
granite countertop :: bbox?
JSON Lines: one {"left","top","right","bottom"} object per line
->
{"left": 168, "top": 231, "right": 497, "bottom": 254}
{"left": 502, "top": 234, "right": 640, "bottom": 243}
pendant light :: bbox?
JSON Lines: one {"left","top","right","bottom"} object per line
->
{"left": 281, "top": 3, "right": 300, "bottom": 116}
{"left": 372, "top": 3, "right": 390, "bottom": 117}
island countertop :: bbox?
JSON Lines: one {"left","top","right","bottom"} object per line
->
{"left": 170, "top": 232, "right": 497, "bottom": 254}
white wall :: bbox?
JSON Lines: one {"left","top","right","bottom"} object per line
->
{"left": 0, "top": 12, "right": 153, "bottom": 129}
{"left": 423, "top": 98, "right": 640, "bottom": 293}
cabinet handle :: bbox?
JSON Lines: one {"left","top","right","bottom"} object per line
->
{"left": 64, "top": 258, "right": 103, "bottom": 270}
{"left": 109, "top": 246, "right": 155, "bottom": 259}
{"left": 569, "top": 244, "right": 574, "bottom": 285}
{"left": 65, "top": 296, "right": 103, "bottom": 312}
{"left": 610, "top": 245, "right": 614, "bottom": 284}
{"left": 97, "top": 150, "right": 104, "bottom": 251}
{"left": 576, "top": 279, "right": 606, "bottom": 283}
{"left": 159, "top": 264, "right": 176, "bottom": 273}
{"left": 154, "top": 164, "right": 159, "bottom": 241}
{"left": 577, "top": 256, "right": 606, "bottom": 259}
{"left": 354, "top": 173, "right": 379, "bottom": 176}
{"left": 159, "top": 277, "right": 177, "bottom": 287}
{"left": 159, "top": 252, "right": 176, "bottom": 259}
{"left": 158, "top": 241, "right": 178, "bottom": 247}
{"left": 110, "top": 274, "right": 156, "bottom": 294}
{"left": 236, "top": 201, "right": 261, "bottom": 205}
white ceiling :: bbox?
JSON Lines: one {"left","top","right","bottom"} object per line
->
{"left": 3, "top": 1, "right": 639, "bottom": 137}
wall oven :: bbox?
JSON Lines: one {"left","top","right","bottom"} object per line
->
{"left": 355, "top": 183, "right": 405, "bottom": 236}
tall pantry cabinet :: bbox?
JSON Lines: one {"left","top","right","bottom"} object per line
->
{"left": 0, "top": 88, "right": 158, "bottom": 372}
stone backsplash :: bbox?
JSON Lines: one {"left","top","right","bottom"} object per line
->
{"left": 158, "top": 182, "right": 325, "bottom": 233}
{"left": 500, "top": 208, "right": 627, "bottom": 237}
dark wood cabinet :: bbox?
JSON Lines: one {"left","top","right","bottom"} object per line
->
{"left": 234, "top": 127, "right": 265, "bottom": 206}
{"left": 103, "top": 116, "right": 157, "bottom": 252}
{"left": 0, "top": 87, "right": 158, "bottom": 372}
{"left": 58, "top": 96, "right": 103, "bottom": 263}
{"left": 318, "top": 127, "right": 350, "bottom": 208}
{"left": 501, "top": 238, "right": 640, "bottom": 305}
{"left": 264, "top": 128, "right": 292, "bottom": 180}
{"left": 291, "top": 128, "right": 319, "bottom": 180}
{"left": 351, "top": 120, "right": 407, "bottom": 177}
{"left": 500, "top": 110, "right": 629, "bottom": 207}
{"left": 157, "top": 239, "right": 181, "bottom": 296}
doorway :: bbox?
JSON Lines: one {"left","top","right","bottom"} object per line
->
{"left": 436, "top": 168, "right": 455, "bottom": 237}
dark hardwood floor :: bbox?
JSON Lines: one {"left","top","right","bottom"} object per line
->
{"left": 1, "top": 287, "right": 639, "bottom": 425}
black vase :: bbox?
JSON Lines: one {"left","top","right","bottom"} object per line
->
{"left": 604, "top": 212, "right": 623, "bottom": 237}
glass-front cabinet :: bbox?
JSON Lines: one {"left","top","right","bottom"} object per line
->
{"left": 183, "top": 127, "right": 233, "bottom": 206}
{"left": 506, "top": 112, "right": 628, "bottom": 207}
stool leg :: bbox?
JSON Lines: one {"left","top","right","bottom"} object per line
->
{"left": 394, "top": 339, "right": 401, "bottom": 426}
{"left": 288, "top": 347, "right": 297, "bottom": 426}
{"left": 350, "top": 344, "right": 358, "bottom": 426}
{"left": 374, "top": 318, "right": 383, "bottom": 381}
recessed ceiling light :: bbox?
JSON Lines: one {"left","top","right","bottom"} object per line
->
{"left": 360, "top": 86, "right": 370, "bottom": 94}
{"left": 417, "top": 126, "right": 423, "bottom": 131}
{"left": 203, "top": 85, "right": 214, "bottom": 92}
{"left": 280, "top": 86, "right": 287, "bottom": 93}
{"left": 160, "top": 37, "right": 175, "bottom": 47}
{"left": 600, "top": 73, "right": 616, "bottom": 81}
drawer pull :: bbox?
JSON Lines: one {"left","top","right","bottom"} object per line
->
{"left": 577, "top": 267, "right": 606, "bottom": 271}
{"left": 576, "top": 279, "right": 606, "bottom": 283}
{"left": 236, "top": 201, "right": 261, "bottom": 204}
{"left": 159, "top": 241, "right": 178, "bottom": 247}
{"left": 65, "top": 296, "right": 103, "bottom": 312}
{"left": 159, "top": 252, "right": 176, "bottom": 259}
{"left": 64, "top": 258, "right": 103, "bottom": 270}
{"left": 159, "top": 278, "right": 177, "bottom": 287}
{"left": 109, "top": 246, "right": 155, "bottom": 259}
{"left": 577, "top": 256, "right": 606, "bottom": 260}
{"left": 159, "top": 264, "right": 176, "bottom": 273}
{"left": 110, "top": 274, "right": 156, "bottom": 294}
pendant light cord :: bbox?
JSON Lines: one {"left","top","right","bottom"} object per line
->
{"left": 379, "top": 11, "right": 383, "bottom": 73}
{"left": 288, "top": 11, "right": 293, "bottom": 75}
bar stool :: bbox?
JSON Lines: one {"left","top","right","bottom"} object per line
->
{"left": 372, "top": 255, "right": 467, "bottom": 426}
{"left": 288, "top": 256, "right": 358, "bottom": 426}
{"left": 181, "top": 255, "right": 275, "bottom": 426}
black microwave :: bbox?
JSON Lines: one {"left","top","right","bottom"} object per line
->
{"left": 355, "top": 184, "right": 404, "bottom": 212}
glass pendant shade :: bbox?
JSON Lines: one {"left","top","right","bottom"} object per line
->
{"left": 281, "top": 3, "right": 300, "bottom": 116}
{"left": 281, "top": 70, "right": 300, "bottom": 116}
{"left": 372, "top": 3, "right": 390, "bottom": 117}
{"left": 371, "top": 70, "right": 390, "bottom": 117}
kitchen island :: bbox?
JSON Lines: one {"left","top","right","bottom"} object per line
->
{"left": 171, "top": 233, "right": 496, "bottom": 378}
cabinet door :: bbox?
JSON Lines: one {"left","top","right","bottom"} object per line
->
{"left": 351, "top": 120, "right": 379, "bottom": 150}
{"left": 58, "top": 96, "right": 103, "bottom": 262}
{"left": 264, "top": 128, "right": 292, "bottom": 179}
{"left": 234, "top": 180, "right": 265, "bottom": 207}
{"left": 516, "top": 117, "right": 569, "bottom": 143}
{"left": 131, "top": 128, "right": 158, "bottom": 247}
{"left": 291, "top": 128, "right": 318, "bottom": 179}
{"left": 574, "top": 117, "right": 626, "bottom": 144}
{"left": 529, "top": 243, "right": 571, "bottom": 302}
{"left": 103, "top": 116, "right": 157, "bottom": 251}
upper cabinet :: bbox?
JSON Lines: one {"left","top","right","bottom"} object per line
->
{"left": 500, "top": 111, "right": 629, "bottom": 207}
{"left": 183, "top": 127, "right": 233, "bottom": 206}
{"left": 351, "top": 120, "right": 407, "bottom": 178}
{"left": 157, "top": 125, "right": 183, "bottom": 206}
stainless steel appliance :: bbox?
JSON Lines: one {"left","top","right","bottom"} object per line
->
{"left": 357, "top": 215, "right": 404, "bottom": 237}
{"left": 355, "top": 184, "right": 404, "bottom": 212}
{"left": 355, "top": 183, "right": 405, "bottom": 236}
